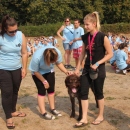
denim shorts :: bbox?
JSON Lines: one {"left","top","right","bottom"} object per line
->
{"left": 63, "top": 43, "right": 73, "bottom": 50}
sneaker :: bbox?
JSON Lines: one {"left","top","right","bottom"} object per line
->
{"left": 64, "top": 65, "right": 70, "bottom": 69}
{"left": 68, "top": 65, "right": 75, "bottom": 69}
{"left": 42, "top": 113, "right": 55, "bottom": 120}
{"left": 51, "top": 109, "right": 62, "bottom": 117}
{"left": 115, "top": 69, "right": 121, "bottom": 73}
{"left": 122, "top": 70, "right": 127, "bottom": 75}
{"left": 71, "top": 67, "right": 76, "bottom": 71}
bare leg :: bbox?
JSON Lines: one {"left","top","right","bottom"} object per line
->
{"left": 37, "top": 95, "right": 46, "bottom": 114}
{"left": 64, "top": 50, "right": 69, "bottom": 65}
{"left": 75, "top": 58, "right": 78, "bottom": 67}
{"left": 75, "top": 100, "right": 88, "bottom": 126}
{"left": 67, "top": 50, "right": 72, "bottom": 65}
{"left": 92, "top": 98, "right": 104, "bottom": 124}
{"left": 47, "top": 93, "right": 55, "bottom": 110}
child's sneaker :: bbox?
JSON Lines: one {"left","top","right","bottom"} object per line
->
{"left": 122, "top": 70, "right": 127, "bottom": 75}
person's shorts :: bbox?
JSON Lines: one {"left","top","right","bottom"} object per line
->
{"left": 63, "top": 43, "right": 73, "bottom": 50}
{"left": 73, "top": 46, "right": 82, "bottom": 59}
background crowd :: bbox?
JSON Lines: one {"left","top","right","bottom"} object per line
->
{"left": 108, "top": 32, "right": 130, "bottom": 75}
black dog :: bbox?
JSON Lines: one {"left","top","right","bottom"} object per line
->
{"left": 65, "top": 74, "right": 82, "bottom": 121}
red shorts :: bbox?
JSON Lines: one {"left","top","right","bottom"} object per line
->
{"left": 73, "top": 46, "right": 82, "bottom": 59}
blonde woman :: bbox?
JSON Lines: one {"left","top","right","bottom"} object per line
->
{"left": 74, "top": 12, "right": 113, "bottom": 127}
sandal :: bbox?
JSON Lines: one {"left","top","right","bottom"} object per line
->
{"left": 42, "top": 113, "right": 55, "bottom": 120}
{"left": 74, "top": 122, "right": 88, "bottom": 128}
{"left": 92, "top": 119, "right": 104, "bottom": 125}
{"left": 6, "top": 122, "right": 15, "bottom": 129}
{"left": 51, "top": 109, "right": 62, "bottom": 117}
{"left": 12, "top": 112, "right": 26, "bottom": 117}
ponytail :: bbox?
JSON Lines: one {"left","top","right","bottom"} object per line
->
{"left": 84, "top": 11, "right": 101, "bottom": 31}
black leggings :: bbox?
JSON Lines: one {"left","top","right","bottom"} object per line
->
{"left": 32, "top": 72, "right": 55, "bottom": 96}
{"left": 80, "top": 73, "right": 105, "bottom": 100}
{"left": 0, "top": 68, "right": 22, "bottom": 119}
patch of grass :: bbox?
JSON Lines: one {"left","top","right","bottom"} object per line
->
{"left": 110, "top": 119, "right": 118, "bottom": 125}
{"left": 17, "top": 103, "right": 27, "bottom": 111}
{"left": 123, "top": 96, "right": 130, "bottom": 100}
{"left": 105, "top": 97, "right": 116, "bottom": 100}
{"left": 55, "top": 91, "right": 61, "bottom": 96}
{"left": 21, "top": 118, "right": 27, "bottom": 124}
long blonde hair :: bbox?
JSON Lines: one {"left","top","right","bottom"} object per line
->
{"left": 44, "top": 48, "right": 58, "bottom": 66}
{"left": 84, "top": 11, "right": 101, "bottom": 31}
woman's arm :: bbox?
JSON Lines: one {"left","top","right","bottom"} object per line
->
{"left": 34, "top": 72, "right": 49, "bottom": 89}
{"left": 56, "top": 62, "right": 71, "bottom": 75}
{"left": 21, "top": 33, "right": 28, "bottom": 78}
{"left": 91, "top": 36, "right": 113, "bottom": 70}
{"left": 57, "top": 25, "right": 65, "bottom": 41}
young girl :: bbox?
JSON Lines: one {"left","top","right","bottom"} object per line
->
{"left": 74, "top": 12, "right": 113, "bottom": 127}
{"left": 115, "top": 43, "right": 130, "bottom": 75}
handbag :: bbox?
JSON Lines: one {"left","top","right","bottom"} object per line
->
{"left": 89, "top": 68, "right": 99, "bottom": 80}
{"left": 88, "top": 32, "right": 98, "bottom": 80}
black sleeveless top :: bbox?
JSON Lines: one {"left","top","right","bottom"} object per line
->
{"left": 81, "top": 32, "right": 106, "bottom": 78}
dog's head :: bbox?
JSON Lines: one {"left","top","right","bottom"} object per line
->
{"left": 65, "top": 74, "right": 80, "bottom": 94}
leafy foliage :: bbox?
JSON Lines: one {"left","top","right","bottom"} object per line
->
{"left": 0, "top": 0, "right": 130, "bottom": 25}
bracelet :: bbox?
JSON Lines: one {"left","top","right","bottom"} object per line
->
{"left": 43, "top": 80, "right": 47, "bottom": 85}
{"left": 95, "top": 62, "right": 99, "bottom": 67}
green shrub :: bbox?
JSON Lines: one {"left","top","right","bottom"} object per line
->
{"left": 19, "top": 23, "right": 130, "bottom": 37}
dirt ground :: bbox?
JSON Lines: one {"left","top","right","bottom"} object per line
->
{"left": 0, "top": 36, "right": 130, "bottom": 130}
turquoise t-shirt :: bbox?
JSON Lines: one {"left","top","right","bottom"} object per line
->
{"left": 72, "top": 26, "right": 84, "bottom": 49}
{"left": 115, "top": 50, "right": 128, "bottom": 70}
{"left": 63, "top": 24, "right": 74, "bottom": 43}
{"left": 29, "top": 46, "right": 62, "bottom": 74}
{"left": 110, "top": 49, "right": 119, "bottom": 64}
{"left": 0, "top": 31, "right": 22, "bottom": 70}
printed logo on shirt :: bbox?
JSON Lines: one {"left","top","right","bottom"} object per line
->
{"left": 16, "top": 43, "right": 21, "bottom": 47}
{"left": 77, "top": 32, "right": 79, "bottom": 34}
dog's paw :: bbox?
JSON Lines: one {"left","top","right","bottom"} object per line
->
{"left": 77, "top": 116, "right": 82, "bottom": 121}
{"left": 70, "top": 113, "right": 75, "bottom": 118}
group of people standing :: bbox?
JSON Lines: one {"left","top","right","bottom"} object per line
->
{"left": 0, "top": 11, "right": 113, "bottom": 129}
{"left": 57, "top": 18, "right": 85, "bottom": 70}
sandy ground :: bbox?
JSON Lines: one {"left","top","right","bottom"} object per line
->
{"left": 0, "top": 36, "right": 130, "bottom": 130}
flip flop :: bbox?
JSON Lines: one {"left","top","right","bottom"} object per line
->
{"left": 6, "top": 122, "right": 15, "bottom": 129}
{"left": 92, "top": 119, "right": 104, "bottom": 125}
{"left": 12, "top": 112, "right": 26, "bottom": 117}
{"left": 74, "top": 122, "right": 88, "bottom": 128}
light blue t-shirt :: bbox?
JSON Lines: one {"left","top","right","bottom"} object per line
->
{"left": 63, "top": 24, "right": 74, "bottom": 43}
{"left": 110, "top": 49, "right": 119, "bottom": 64}
{"left": 27, "top": 45, "right": 31, "bottom": 52}
{"left": 72, "top": 26, "right": 84, "bottom": 49}
{"left": 115, "top": 50, "right": 128, "bottom": 70}
{"left": 29, "top": 46, "right": 62, "bottom": 74}
{"left": 34, "top": 43, "right": 42, "bottom": 50}
{"left": 0, "top": 31, "right": 22, "bottom": 70}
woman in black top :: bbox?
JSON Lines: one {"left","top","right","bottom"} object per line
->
{"left": 74, "top": 12, "right": 113, "bottom": 127}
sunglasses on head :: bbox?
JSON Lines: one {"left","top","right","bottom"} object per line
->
{"left": 65, "top": 21, "right": 69, "bottom": 22}
{"left": 8, "top": 29, "right": 18, "bottom": 34}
